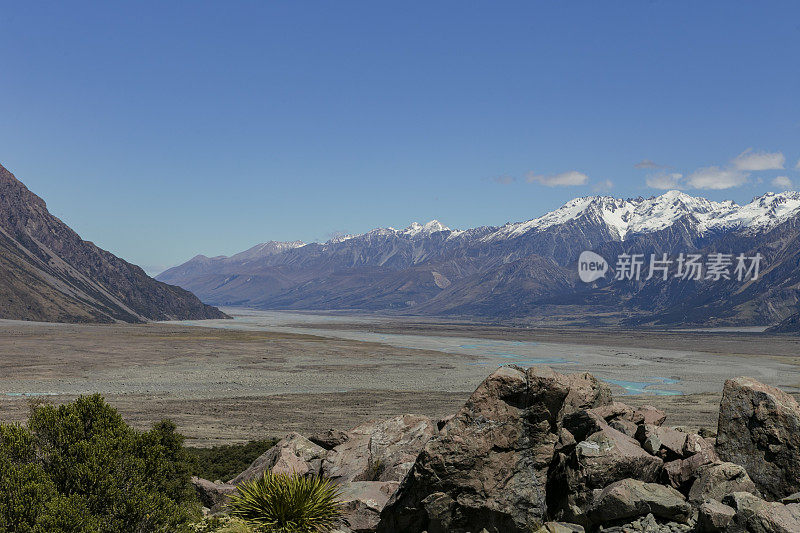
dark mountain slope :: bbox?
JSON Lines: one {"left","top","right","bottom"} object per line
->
{"left": 0, "top": 163, "right": 227, "bottom": 323}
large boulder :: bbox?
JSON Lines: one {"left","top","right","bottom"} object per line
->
{"left": 309, "top": 428, "right": 350, "bottom": 450}
{"left": 549, "top": 413, "right": 663, "bottom": 525}
{"left": 723, "top": 492, "right": 800, "bottom": 533}
{"left": 716, "top": 377, "right": 800, "bottom": 500}
{"left": 229, "top": 432, "right": 327, "bottom": 484}
{"left": 662, "top": 445, "right": 719, "bottom": 493}
{"left": 191, "top": 476, "right": 238, "bottom": 513}
{"left": 587, "top": 478, "right": 691, "bottom": 524}
{"left": 687, "top": 461, "right": 758, "bottom": 504}
{"left": 697, "top": 499, "right": 736, "bottom": 532}
{"left": 660, "top": 431, "right": 719, "bottom": 492}
{"left": 322, "top": 414, "right": 436, "bottom": 484}
{"left": 376, "top": 365, "right": 611, "bottom": 533}
{"left": 337, "top": 481, "right": 400, "bottom": 533}
{"left": 635, "top": 424, "right": 690, "bottom": 460}
{"left": 632, "top": 405, "right": 667, "bottom": 426}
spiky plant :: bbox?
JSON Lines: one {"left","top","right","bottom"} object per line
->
{"left": 229, "top": 472, "right": 343, "bottom": 533}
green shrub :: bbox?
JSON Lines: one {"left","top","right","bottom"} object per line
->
{"left": 0, "top": 394, "right": 197, "bottom": 532}
{"left": 191, "top": 515, "right": 254, "bottom": 533}
{"left": 186, "top": 439, "right": 277, "bottom": 482}
{"left": 229, "top": 472, "right": 343, "bottom": 533}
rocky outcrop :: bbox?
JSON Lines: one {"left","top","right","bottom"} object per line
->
{"left": 309, "top": 429, "right": 350, "bottom": 450}
{"left": 662, "top": 446, "right": 719, "bottom": 493}
{"left": 220, "top": 368, "right": 800, "bottom": 533}
{"left": 377, "top": 366, "right": 612, "bottom": 533}
{"left": 191, "top": 477, "right": 238, "bottom": 513}
{"left": 549, "top": 409, "right": 664, "bottom": 525}
{"left": 687, "top": 461, "right": 758, "bottom": 504}
{"left": 716, "top": 377, "right": 800, "bottom": 500}
{"left": 337, "top": 481, "right": 400, "bottom": 533}
{"left": 697, "top": 499, "right": 736, "bottom": 532}
{"left": 587, "top": 478, "right": 691, "bottom": 524}
{"left": 322, "top": 414, "right": 436, "bottom": 484}
{"left": 722, "top": 492, "right": 800, "bottom": 532}
{"left": 535, "top": 522, "right": 585, "bottom": 532}
{"left": 229, "top": 432, "right": 326, "bottom": 484}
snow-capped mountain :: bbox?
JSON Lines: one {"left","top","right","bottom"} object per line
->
{"left": 487, "top": 190, "right": 800, "bottom": 242}
{"left": 228, "top": 240, "right": 305, "bottom": 262}
{"left": 327, "top": 220, "right": 456, "bottom": 244}
{"left": 158, "top": 190, "right": 800, "bottom": 329}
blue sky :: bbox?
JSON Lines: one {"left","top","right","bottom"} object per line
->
{"left": 1, "top": 2, "right": 799, "bottom": 274}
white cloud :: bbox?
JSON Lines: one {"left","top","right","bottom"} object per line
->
{"left": 593, "top": 179, "right": 614, "bottom": 192}
{"left": 796, "top": 158, "right": 800, "bottom": 170}
{"left": 635, "top": 159, "right": 667, "bottom": 170}
{"left": 732, "top": 149, "right": 785, "bottom": 171}
{"left": 646, "top": 172, "right": 684, "bottom": 190}
{"left": 772, "top": 176, "right": 793, "bottom": 189}
{"left": 526, "top": 170, "right": 589, "bottom": 187}
{"left": 686, "top": 166, "right": 749, "bottom": 190}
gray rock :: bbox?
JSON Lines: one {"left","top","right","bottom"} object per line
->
{"left": 723, "top": 491, "right": 800, "bottom": 533}
{"left": 697, "top": 499, "right": 735, "bottom": 532}
{"left": 190, "top": 476, "right": 238, "bottom": 513}
{"left": 688, "top": 462, "right": 758, "bottom": 504}
{"left": 716, "top": 377, "right": 800, "bottom": 500}
{"left": 551, "top": 417, "right": 663, "bottom": 525}
{"left": 376, "top": 365, "right": 611, "bottom": 533}
{"left": 322, "top": 414, "right": 436, "bottom": 484}
{"left": 337, "top": 481, "right": 399, "bottom": 533}
{"left": 662, "top": 446, "right": 719, "bottom": 492}
{"left": 598, "top": 512, "right": 693, "bottom": 532}
{"left": 609, "top": 418, "right": 638, "bottom": 438}
{"left": 229, "top": 432, "right": 327, "bottom": 484}
{"left": 309, "top": 428, "right": 350, "bottom": 450}
{"left": 588, "top": 478, "right": 691, "bottom": 524}
{"left": 781, "top": 492, "right": 800, "bottom": 505}
{"left": 683, "top": 433, "right": 715, "bottom": 457}
{"left": 634, "top": 425, "right": 688, "bottom": 460}
{"left": 538, "top": 522, "right": 585, "bottom": 532}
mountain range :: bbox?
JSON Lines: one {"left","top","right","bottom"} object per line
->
{"left": 0, "top": 163, "right": 227, "bottom": 323}
{"left": 158, "top": 190, "right": 800, "bottom": 329}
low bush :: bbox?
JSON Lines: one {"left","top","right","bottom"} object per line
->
{"left": 229, "top": 472, "right": 343, "bottom": 533}
{"left": 0, "top": 395, "right": 199, "bottom": 532}
{"left": 187, "top": 439, "right": 277, "bottom": 482}
{"left": 191, "top": 515, "right": 253, "bottom": 532}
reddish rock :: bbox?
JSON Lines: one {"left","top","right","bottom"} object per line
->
{"left": 632, "top": 405, "right": 667, "bottom": 426}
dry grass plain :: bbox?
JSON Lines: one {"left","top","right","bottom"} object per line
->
{"left": 1, "top": 317, "right": 798, "bottom": 446}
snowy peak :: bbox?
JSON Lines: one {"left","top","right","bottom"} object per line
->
{"left": 722, "top": 191, "right": 800, "bottom": 232}
{"left": 402, "top": 219, "right": 450, "bottom": 236}
{"left": 490, "top": 190, "right": 800, "bottom": 242}
{"left": 228, "top": 240, "right": 305, "bottom": 262}
{"left": 326, "top": 220, "right": 454, "bottom": 244}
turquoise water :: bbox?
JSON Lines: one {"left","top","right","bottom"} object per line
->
{"left": 604, "top": 377, "right": 682, "bottom": 396}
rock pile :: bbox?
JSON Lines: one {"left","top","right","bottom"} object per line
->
{"left": 193, "top": 366, "right": 800, "bottom": 533}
